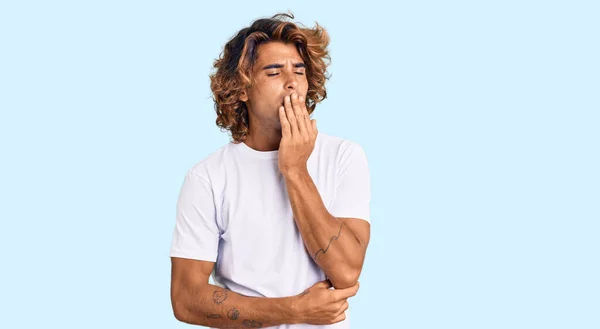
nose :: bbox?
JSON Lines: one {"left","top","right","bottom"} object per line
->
{"left": 284, "top": 71, "right": 299, "bottom": 91}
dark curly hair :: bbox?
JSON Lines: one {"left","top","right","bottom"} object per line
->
{"left": 209, "top": 12, "right": 332, "bottom": 143}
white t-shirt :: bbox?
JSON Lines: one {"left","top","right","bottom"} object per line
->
{"left": 170, "top": 132, "right": 371, "bottom": 329}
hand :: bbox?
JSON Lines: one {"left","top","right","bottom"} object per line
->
{"left": 278, "top": 92, "right": 318, "bottom": 176}
{"left": 292, "top": 279, "right": 359, "bottom": 325}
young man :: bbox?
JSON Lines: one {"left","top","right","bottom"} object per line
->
{"left": 170, "top": 13, "right": 371, "bottom": 328}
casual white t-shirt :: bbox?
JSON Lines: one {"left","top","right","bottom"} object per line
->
{"left": 170, "top": 132, "right": 371, "bottom": 329}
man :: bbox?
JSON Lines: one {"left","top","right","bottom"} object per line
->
{"left": 170, "top": 12, "right": 371, "bottom": 328}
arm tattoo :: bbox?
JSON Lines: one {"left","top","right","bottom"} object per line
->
{"left": 227, "top": 307, "right": 240, "bottom": 320}
{"left": 313, "top": 222, "right": 343, "bottom": 261}
{"left": 206, "top": 313, "right": 221, "bottom": 319}
{"left": 242, "top": 319, "right": 263, "bottom": 328}
{"left": 213, "top": 288, "right": 229, "bottom": 304}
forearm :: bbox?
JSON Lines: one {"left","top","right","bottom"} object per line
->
{"left": 284, "top": 168, "right": 365, "bottom": 289}
{"left": 177, "top": 282, "right": 299, "bottom": 328}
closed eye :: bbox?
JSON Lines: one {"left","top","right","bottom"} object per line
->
{"left": 267, "top": 73, "right": 305, "bottom": 76}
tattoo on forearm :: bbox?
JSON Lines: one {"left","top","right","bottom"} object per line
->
{"left": 313, "top": 222, "right": 343, "bottom": 260}
{"left": 242, "top": 319, "right": 263, "bottom": 328}
{"left": 213, "top": 288, "right": 229, "bottom": 304}
{"left": 206, "top": 313, "right": 221, "bottom": 319}
{"left": 227, "top": 307, "right": 240, "bottom": 320}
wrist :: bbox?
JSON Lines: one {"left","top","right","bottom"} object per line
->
{"left": 282, "top": 166, "right": 309, "bottom": 180}
{"left": 284, "top": 296, "right": 303, "bottom": 324}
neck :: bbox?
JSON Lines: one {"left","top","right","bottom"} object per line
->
{"left": 243, "top": 123, "right": 282, "bottom": 152}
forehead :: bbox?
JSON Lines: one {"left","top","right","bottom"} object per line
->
{"left": 255, "top": 42, "right": 303, "bottom": 65}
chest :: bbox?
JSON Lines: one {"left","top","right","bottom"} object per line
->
{"left": 216, "top": 159, "right": 336, "bottom": 239}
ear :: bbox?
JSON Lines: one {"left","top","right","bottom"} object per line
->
{"left": 240, "top": 88, "right": 248, "bottom": 102}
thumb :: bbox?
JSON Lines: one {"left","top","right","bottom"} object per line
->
{"left": 320, "top": 279, "right": 333, "bottom": 289}
{"left": 335, "top": 281, "right": 359, "bottom": 300}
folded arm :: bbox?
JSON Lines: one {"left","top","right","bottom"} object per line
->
{"left": 283, "top": 168, "right": 371, "bottom": 289}
{"left": 171, "top": 257, "right": 298, "bottom": 328}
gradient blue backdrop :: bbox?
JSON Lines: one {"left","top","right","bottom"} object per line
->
{"left": 1, "top": 1, "right": 598, "bottom": 328}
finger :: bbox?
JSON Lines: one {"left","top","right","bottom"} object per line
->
{"left": 334, "top": 282, "right": 359, "bottom": 300}
{"left": 284, "top": 94, "right": 299, "bottom": 137}
{"left": 321, "top": 279, "right": 333, "bottom": 289}
{"left": 278, "top": 106, "right": 291, "bottom": 139}
{"left": 299, "top": 95, "right": 312, "bottom": 134}
{"left": 330, "top": 311, "right": 346, "bottom": 324}
{"left": 291, "top": 93, "right": 308, "bottom": 135}
{"left": 305, "top": 101, "right": 317, "bottom": 137}
{"left": 336, "top": 300, "right": 349, "bottom": 316}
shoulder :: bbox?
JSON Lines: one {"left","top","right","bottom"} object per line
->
{"left": 317, "top": 132, "right": 367, "bottom": 160}
{"left": 186, "top": 142, "right": 235, "bottom": 181}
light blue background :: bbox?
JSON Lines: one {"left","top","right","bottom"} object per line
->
{"left": 1, "top": 1, "right": 598, "bottom": 328}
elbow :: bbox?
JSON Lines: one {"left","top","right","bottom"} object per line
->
{"left": 172, "top": 296, "right": 211, "bottom": 326}
{"left": 171, "top": 280, "right": 211, "bottom": 325}
{"left": 171, "top": 300, "right": 186, "bottom": 322}
{"left": 172, "top": 298, "right": 189, "bottom": 323}
{"left": 329, "top": 266, "right": 361, "bottom": 289}
{"left": 171, "top": 284, "right": 188, "bottom": 323}
{"left": 172, "top": 294, "right": 201, "bottom": 325}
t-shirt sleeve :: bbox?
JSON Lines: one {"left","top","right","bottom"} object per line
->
{"left": 328, "top": 142, "right": 372, "bottom": 223}
{"left": 169, "top": 169, "right": 220, "bottom": 262}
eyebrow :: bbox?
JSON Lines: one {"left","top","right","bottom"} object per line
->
{"left": 261, "top": 62, "right": 306, "bottom": 70}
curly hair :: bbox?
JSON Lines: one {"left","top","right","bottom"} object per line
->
{"left": 209, "top": 12, "right": 331, "bottom": 143}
